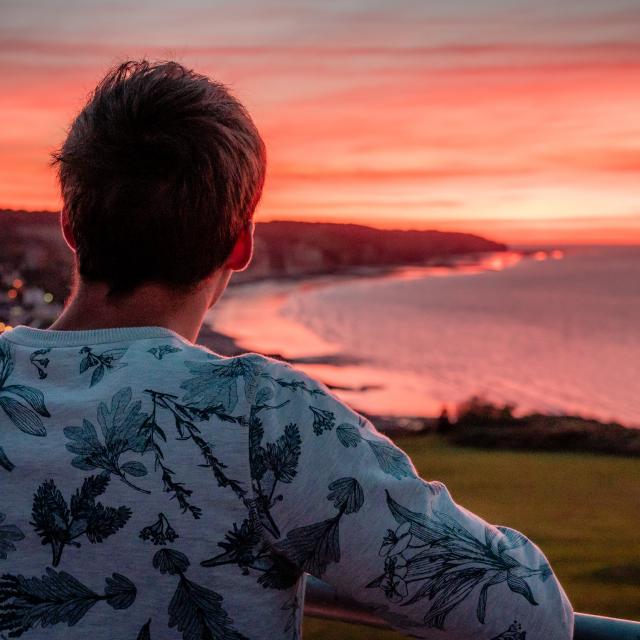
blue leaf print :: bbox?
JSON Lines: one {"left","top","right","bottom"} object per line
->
{"left": 259, "top": 374, "right": 326, "bottom": 398}
{"left": 137, "top": 618, "right": 152, "bottom": 640}
{"left": 366, "top": 441, "right": 416, "bottom": 479}
{"left": 78, "top": 346, "right": 128, "bottom": 387}
{"left": 0, "top": 397, "right": 45, "bottom": 437}
{"left": 200, "top": 517, "right": 300, "bottom": 591}
{"left": 264, "top": 423, "right": 301, "bottom": 484}
{"left": 201, "top": 519, "right": 262, "bottom": 571}
{"left": 64, "top": 419, "right": 102, "bottom": 470}
{"left": 336, "top": 423, "right": 360, "bottom": 447}
{"left": 0, "top": 513, "right": 24, "bottom": 560}
{"left": 1, "top": 386, "right": 50, "bottom": 419}
{"left": 91, "top": 364, "right": 105, "bottom": 387}
{"left": 153, "top": 548, "right": 190, "bottom": 575}
{"left": 144, "top": 389, "right": 245, "bottom": 501}
{"left": 179, "top": 357, "right": 261, "bottom": 413}
{"left": 64, "top": 387, "right": 149, "bottom": 493}
{"left": 491, "top": 620, "right": 526, "bottom": 640}
{"left": 29, "top": 349, "right": 51, "bottom": 380}
{"left": 271, "top": 478, "right": 364, "bottom": 577}
{"left": 0, "top": 342, "right": 14, "bottom": 388}
{"left": 254, "top": 386, "right": 273, "bottom": 407}
{"left": 308, "top": 405, "right": 335, "bottom": 436}
{"left": 136, "top": 404, "right": 202, "bottom": 519}
{"left": 506, "top": 575, "right": 537, "bottom": 605}
{"left": 153, "top": 549, "right": 248, "bottom": 640}
{"left": 326, "top": 477, "right": 364, "bottom": 514}
{"left": 365, "top": 491, "right": 550, "bottom": 629}
{"left": 104, "top": 573, "right": 137, "bottom": 609}
{"left": 0, "top": 568, "right": 136, "bottom": 636}
{"left": 120, "top": 461, "right": 147, "bottom": 477}
{"left": 497, "top": 526, "right": 530, "bottom": 552}
{"left": 274, "top": 519, "right": 341, "bottom": 578}
{"left": 148, "top": 345, "right": 182, "bottom": 360}
{"left": 0, "top": 448, "right": 14, "bottom": 472}
{"left": 249, "top": 399, "right": 300, "bottom": 538}
{"left": 30, "top": 474, "right": 131, "bottom": 566}
{"left": 0, "top": 342, "right": 51, "bottom": 449}
{"left": 336, "top": 422, "right": 415, "bottom": 479}
{"left": 139, "top": 513, "right": 179, "bottom": 546}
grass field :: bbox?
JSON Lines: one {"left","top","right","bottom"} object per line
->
{"left": 302, "top": 434, "right": 639, "bottom": 639}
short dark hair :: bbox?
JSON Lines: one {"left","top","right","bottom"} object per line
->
{"left": 52, "top": 59, "right": 266, "bottom": 298}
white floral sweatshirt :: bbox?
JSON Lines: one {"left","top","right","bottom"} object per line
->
{"left": 0, "top": 324, "right": 573, "bottom": 640}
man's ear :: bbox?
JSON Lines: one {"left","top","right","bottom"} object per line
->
{"left": 224, "top": 221, "right": 254, "bottom": 272}
{"left": 60, "top": 207, "right": 77, "bottom": 253}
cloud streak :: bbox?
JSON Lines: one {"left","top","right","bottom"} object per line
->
{"left": 0, "top": 0, "right": 639, "bottom": 243}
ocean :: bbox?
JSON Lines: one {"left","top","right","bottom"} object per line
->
{"left": 205, "top": 245, "right": 640, "bottom": 428}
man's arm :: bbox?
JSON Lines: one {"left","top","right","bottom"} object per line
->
{"left": 247, "top": 361, "right": 574, "bottom": 639}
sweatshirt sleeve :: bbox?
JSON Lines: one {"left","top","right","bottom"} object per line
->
{"left": 247, "top": 360, "right": 574, "bottom": 639}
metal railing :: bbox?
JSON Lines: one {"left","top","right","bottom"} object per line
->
{"left": 304, "top": 576, "right": 640, "bottom": 640}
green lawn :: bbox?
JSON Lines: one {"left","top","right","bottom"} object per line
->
{"left": 303, "top": 434, "right": 640, "bottom": 639}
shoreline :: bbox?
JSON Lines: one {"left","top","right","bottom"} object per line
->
{"left": 195, "top": 323, "right": 440, "bottom": 432}
{"left": 196, "top": 322, "right": 640, "bottom": 455}
{"left": 194, "top": 252, "right": 640, "bottom": 438}
{"left": 201, "top": 248, "right": 529, "bottom": 361}
{"left": 196, "top": 248, "right": 525, "bottom": 363}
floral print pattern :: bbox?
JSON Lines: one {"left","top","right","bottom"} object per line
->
{"left": 0, "top": 330, "right": 573, "bottom": 639}
{"left": 0, "top": 514, "right": 24, "bottom": 561}
{"left": 139, "top": 513, "right": 179, "bottom": 545}
{"left": 78, "top": 346, "right": 128, "bottom": 387}
{"left": 30, "top": 474, "right": 131, "bottom": 566}
{"left": 366, "top": 491, "right": 552, "bottom": 629}
{"left": 0, "top": 341, "right": 51, "bottom": 472}
{"left": 0, "top": 568, "right": 136, "bottom": 636}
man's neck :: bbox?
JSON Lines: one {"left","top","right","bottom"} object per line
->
{"left": 48, "top": 277, "right": 219, "bottom": 344}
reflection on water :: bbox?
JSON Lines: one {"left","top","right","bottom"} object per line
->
{"left": 205, "top": 247, "right": 639, "bottom": 427}
{"left": 206, "top": 279, "right": 341, "bottom": 359}
{"left": 204, "top": 252, "right": 530, "bottom": 418}
{"left": 207, "top": 251, "right": 522, "bottom": 361}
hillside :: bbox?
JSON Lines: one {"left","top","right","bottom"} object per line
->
{"left": 240, "top": 219, "right": 506, "bottom": 281}
{"left": 0, "top": 209, "right": 507, "bottom": 298}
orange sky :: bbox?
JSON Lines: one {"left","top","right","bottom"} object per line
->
{"left": 1, "top": 1, "right": 640, "bottom": 245}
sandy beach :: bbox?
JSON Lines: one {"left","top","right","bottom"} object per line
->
{"left": 196, "top": 252, "right": 528, "bottom": 426}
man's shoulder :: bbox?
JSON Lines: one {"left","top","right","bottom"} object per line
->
{"left": 191, "top": 349, "right": 330, "bottom": 403}
{"left": 199, "top": 349, "right": 317, "bottom": 385}
{"left": 235, "top": 352, "right": 326, "bottom": 390}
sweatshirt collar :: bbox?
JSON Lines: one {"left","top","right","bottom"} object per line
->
{"left": 1, "top": 324, "right": 193, "bottom": 347}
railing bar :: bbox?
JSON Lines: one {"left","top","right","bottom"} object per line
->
{"left": 304, "top": 576, "right": 640, "bottom": 640}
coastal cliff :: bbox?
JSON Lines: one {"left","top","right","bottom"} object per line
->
{"left": 0, "top": 210, "right": 507, "bottom": 298}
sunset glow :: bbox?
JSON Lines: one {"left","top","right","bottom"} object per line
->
{"left": 1, "top": 1, "right": 640, "bottom": 244}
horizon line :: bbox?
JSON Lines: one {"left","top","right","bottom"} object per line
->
{"left": 2, "top": 207, "right": 639, "bottom": 247}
